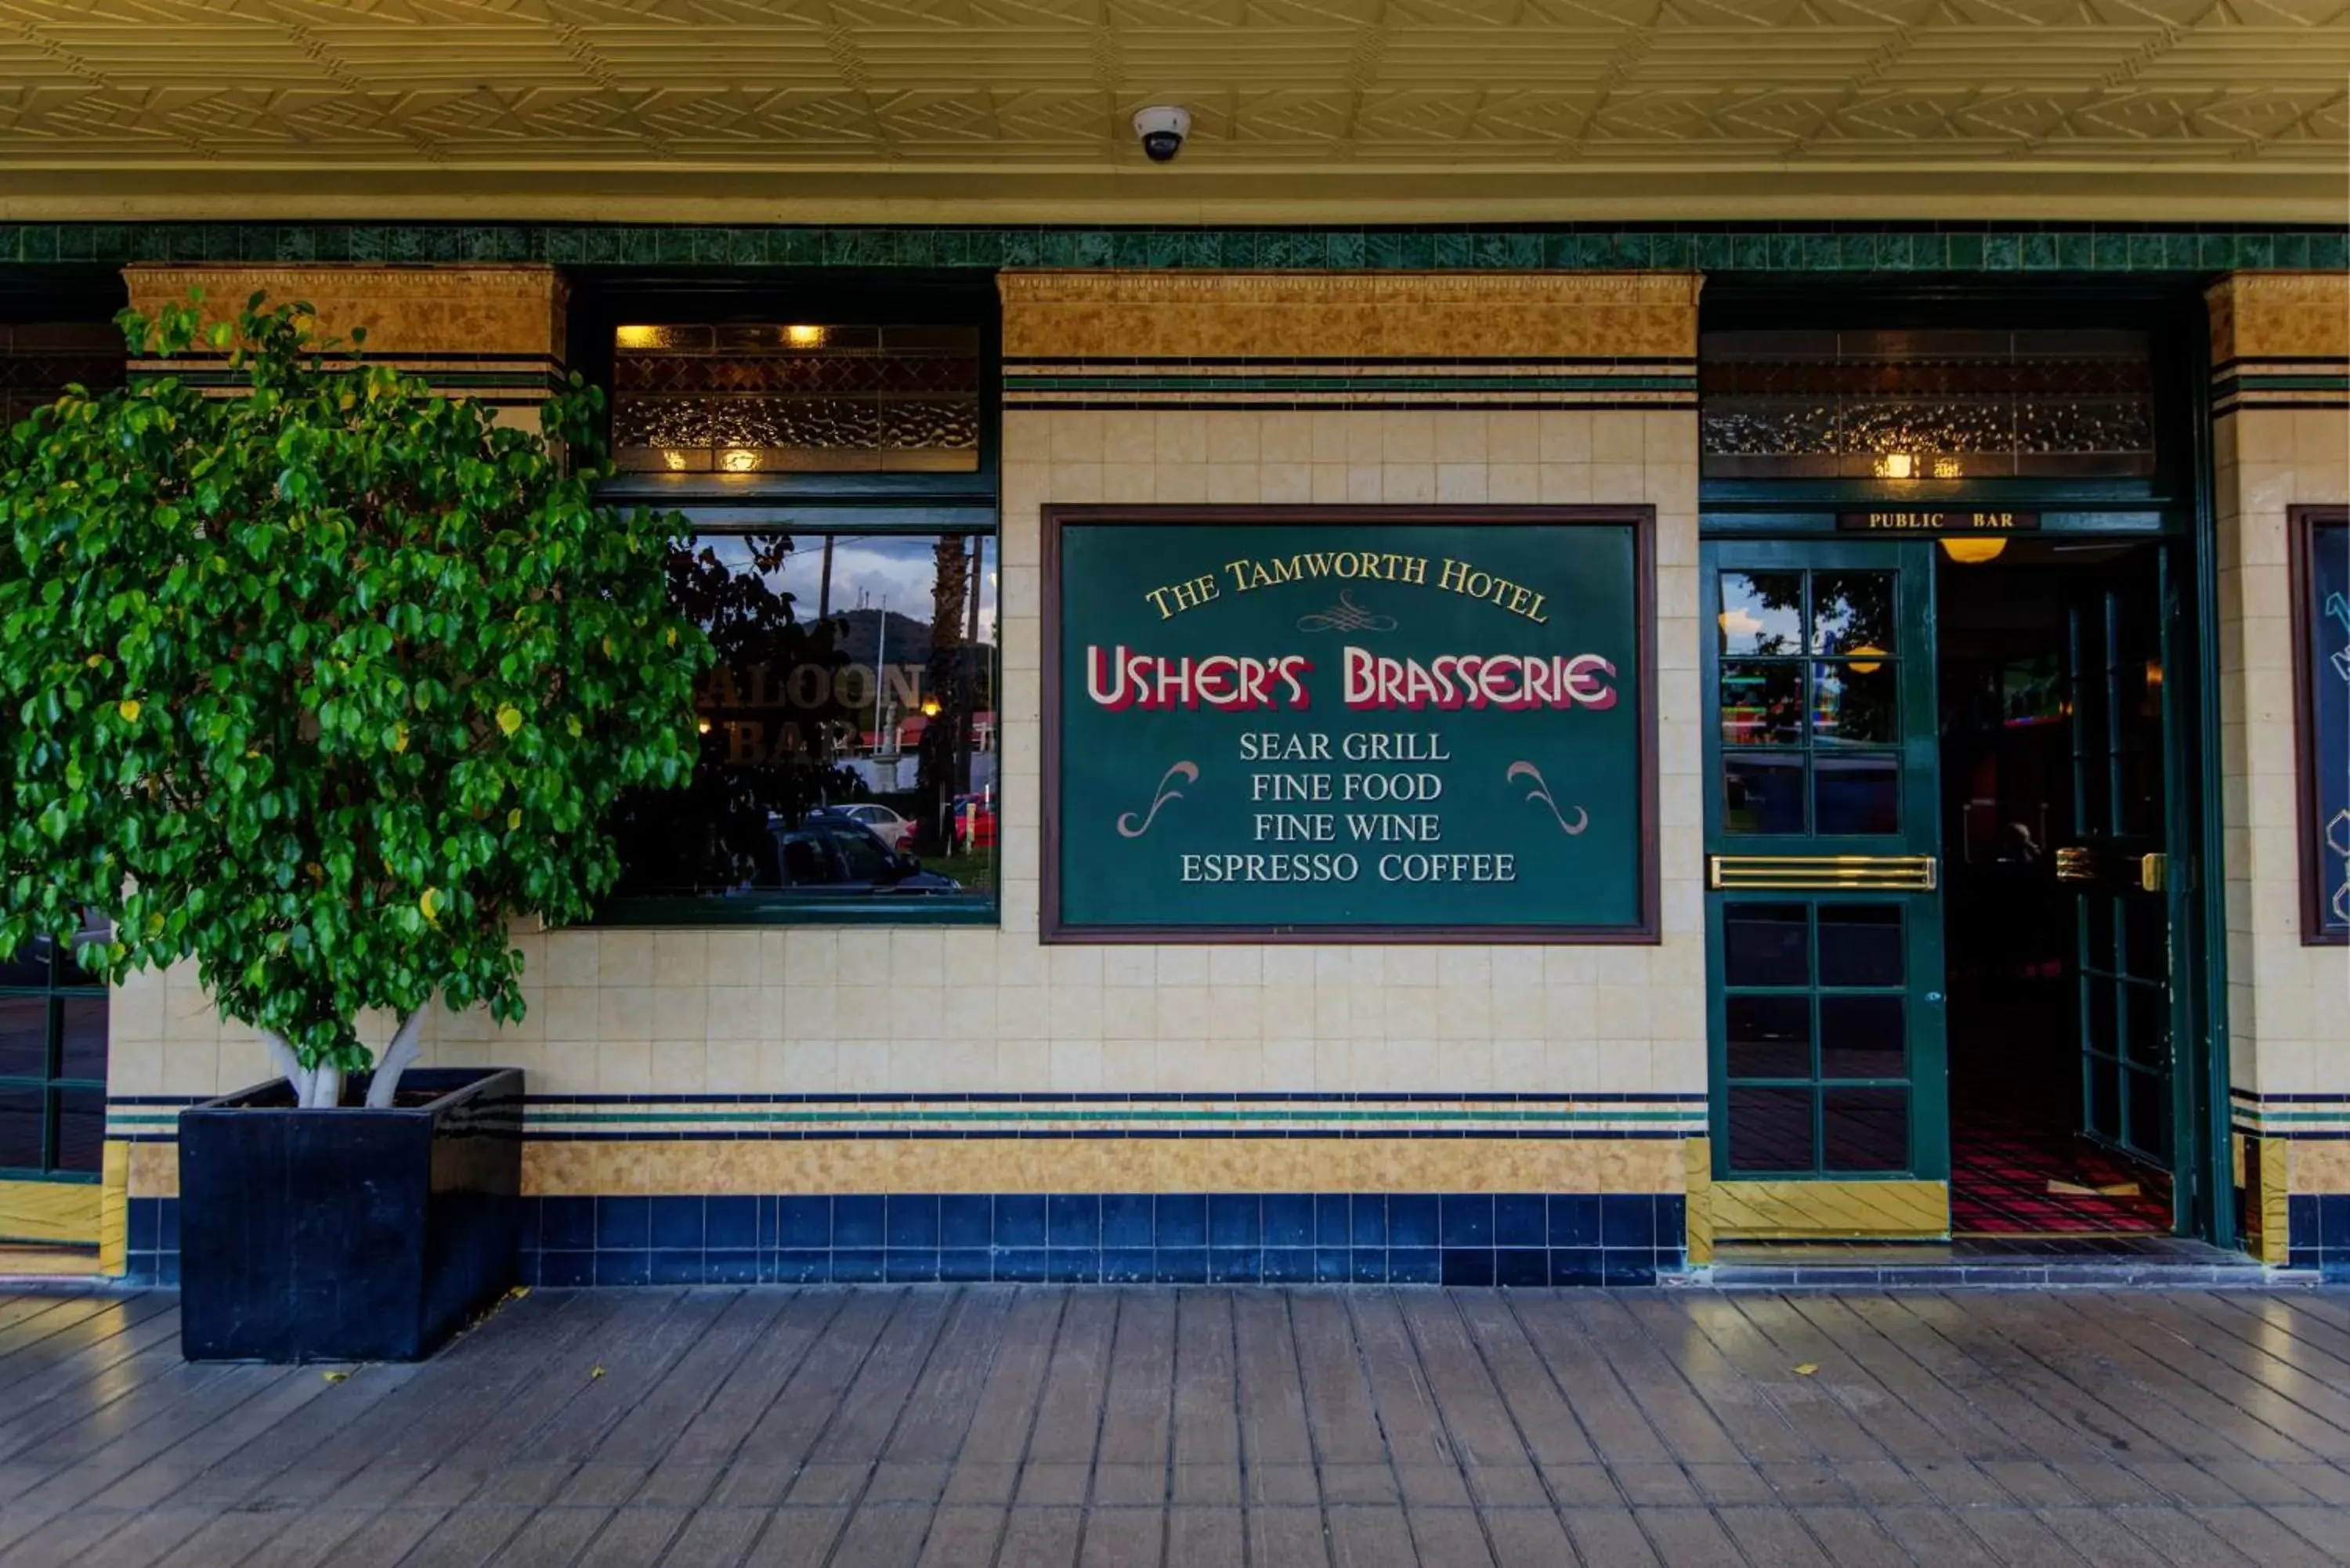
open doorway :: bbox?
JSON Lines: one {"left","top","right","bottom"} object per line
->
{"left": 1937, "top": 539, "right": 2176, "bottom": 1237}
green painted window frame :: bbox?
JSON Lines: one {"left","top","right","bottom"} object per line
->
{"left": 0, "top": 938, "right": 107, "bottom": 1184}
{"left": 575, "top": 276, "right": 1004, "bottom": 930}
{"left": 586, "top": 506, "right": 1003, "bottom": 930}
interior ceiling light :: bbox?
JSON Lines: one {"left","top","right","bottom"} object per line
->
{"left": 1940, "top": 538, "right": 2007, "bottom": 565}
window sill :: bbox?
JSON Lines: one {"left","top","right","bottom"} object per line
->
{"left": 584, "top": 895, "right": 1000, "bottom": 930}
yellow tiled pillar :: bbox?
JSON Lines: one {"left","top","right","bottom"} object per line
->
{"left": 2204, "top": 272, "right": 2350, "bottom": 1256}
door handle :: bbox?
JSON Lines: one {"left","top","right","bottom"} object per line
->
{"left": 1924, "top": 992, "right": 1945, "bottom": 1006}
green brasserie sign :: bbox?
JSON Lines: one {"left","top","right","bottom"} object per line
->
{"left": 1044, "top": 507, "right": 1657, "bottom": 941}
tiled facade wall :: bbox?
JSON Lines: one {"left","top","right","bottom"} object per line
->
{"left": 103, "top": 266, "right": 1707, "bottom": 1287}
{"left": 2205, "top": 273, "right": 2350, "bottom": 1269}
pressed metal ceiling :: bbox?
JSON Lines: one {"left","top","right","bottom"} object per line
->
{"left": 0, "top": 0, "right": 2344, "bottom": 222}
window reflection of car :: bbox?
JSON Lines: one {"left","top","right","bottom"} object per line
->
{"left": 815, "top": 802, "right": 917, "bottom": 850}
{"left": 764, "top": 818, "right": 960, "bottom": 894}
{"left": 950, "top": 793, "right": 997, "bottom": 851}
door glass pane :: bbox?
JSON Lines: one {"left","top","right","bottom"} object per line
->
{"left": 1819, "top": 995, "right": 1907, "bottom": 1079}
{"left": 2121, "top": 988, "right": 2166, "bottom": 1068}
{"left": 1726, "top": 995, "right": 1812, "bottom": 1078}
{"left": 1723, "top": 905, "right": 1810, "bottom": 987}
{"left": 1813, "top": 753, "right": 1900, "bottom": 834}
{"left": 1811, "top": 572, "right": 1895, "bottom": 656}
{"left": 0, "top": 999, "right": 45, "bottom": 1079}
{"left": 2083, "top": 899, "right": 2116, "bottom": 972}
{"left": 2126, "top": 1070, "right": 2170, "bottom": 1158}
{"left": 1811, "top": 662, "right": 1897, "bottom": 746}
{"left": 57, "top": 999, "right": 106, "bottom": 1082}
{"left": 2086, "top": 979, "right": 2117, "bottom": 1057}
{"left": 2120, "top": 901, "right": 2165, "bottom": 982}
{"left": 2120, "top": 747, "right": 2162, "bottom": 836}
{"left": 2088, "top": 1053, "right": 2120, "bottom": 1141}
{"left": 1822, "top": 1088, "right": 1909, "bottom": 1171}
{"left": 1724, "top": 754, "right": 1806, "bottom": 834}
{"left": 0, "top": 1086, "right": 40, "bottom": 1169}
{"left": 0, "top": 939, "right": 52, "bottom": 988}
{"left": 1727, "top": 1087, "right": 1815, "bottom": 1172}
{"left": 1719, "top": 572, "right": 1804, "bottom": 656}
{"left": 52, "top": 1087, "right": 103, "bottom": 1175}
{"left": 1818, "top": 905, "right": 1904, "bottom": 987}
{"left": 1720, "top": 663, "right": 1805, "bottom": 746}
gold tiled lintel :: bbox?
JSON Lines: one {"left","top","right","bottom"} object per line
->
{"left": 1708, "top": 854, "right": 1937, "bottom": 892}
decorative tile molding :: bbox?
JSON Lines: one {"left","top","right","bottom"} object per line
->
{"left": 2230, "top": 1090, "right": 2350, "bottom": 1143}
{"left": 2207, "top": 273, "right": 2350, "bottom": 414}
{"left": 0, "top": 225, "right": 2338, "bottom": 275}
{"left": 2207, "top": 272, "right": 2350, "bottom": 362}
{"left": 118, "top": 263, "right": 569, "bottom": 410}
{"left": 106, "top": 1093, "right": 1699, "bottom": 1200}
{"left": 999, "top": 269, "right": 1698, "bottom": 411}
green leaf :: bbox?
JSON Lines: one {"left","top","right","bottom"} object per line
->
{"left": 0, "top": 290, "right": 710, "bottom": 1072}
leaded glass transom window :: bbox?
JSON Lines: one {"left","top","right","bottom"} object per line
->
{"left": 1701, "top": 328, "right": 2157, "bottom": 481}
{"left": 1, "top": 322, "right": 125, "bottom": 431}
{"left": 611, "top": 323, "right": 982, "bottom": 475}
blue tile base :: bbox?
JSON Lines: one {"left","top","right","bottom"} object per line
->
{"left": 123, "top": 1191, "right": 1686, "bottom": 1288}
{"left": 512, "top": 1191, "right": 1684, "bottom": 1288}
{"left": 2286, "top": 1194, "right": 2350, "bottom": 1281}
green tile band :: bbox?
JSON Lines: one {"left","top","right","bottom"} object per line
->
{"left": 3, "top": 224, "right": 2342, "bottom": 273}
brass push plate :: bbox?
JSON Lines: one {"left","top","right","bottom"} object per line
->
{"left": 1707, "top": 854, "right": 1938, "bottom": 892}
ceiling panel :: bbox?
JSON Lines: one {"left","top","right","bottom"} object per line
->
{"left": 0, "top": 0, "right": 2337, "bottom": 220}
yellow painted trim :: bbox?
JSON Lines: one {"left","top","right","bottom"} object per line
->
{"left": 98, "top": 1141, "right": 130, "bottom": 1277}
{"left": 1712, "top": 1179, "right": 1950, "bottom": 1241}
{"left": 0, "top": 1246, "right": 100, "bottom": 1277}
{"left": 2243, "top": 1135, "right": 2292, "bottom": 1267}
{"left": 1683, "top": 1138, "right": 1715, "bottom": 1266}
{"left": 0, "top": 1177, "right": 104, "bottom": 1246}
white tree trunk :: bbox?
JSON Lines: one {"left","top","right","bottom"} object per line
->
{"left": 264, "top": 1010, "right": 427, "bottom": 1109}
{"left": 364, "top": 1008, "right": 427, "bottom": 1109}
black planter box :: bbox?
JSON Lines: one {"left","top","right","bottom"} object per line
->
{"left": 178, "top": 1066, "right": 525, "bottom": 1363}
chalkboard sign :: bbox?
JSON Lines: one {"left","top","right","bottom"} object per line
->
{"left": 2294, "top": 506, "right": 2350, "bottom": 944}
{"left": 1043, "top": 507, "right": 1657, "bottom": 942}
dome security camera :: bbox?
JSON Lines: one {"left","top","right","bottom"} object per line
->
{"left": 1133, "top": 106, "right": 1191, "bottom": 163}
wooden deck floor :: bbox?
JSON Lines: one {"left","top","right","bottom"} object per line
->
{"left": 2, "top": 1286, "right": 2350, "bottom": 1566}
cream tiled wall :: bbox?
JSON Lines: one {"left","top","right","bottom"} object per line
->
{"left": 107, "top": 273, "right": 1708, "bottom": 1119}
{"left": 2207, "top": 274, "right": 2350, "bottom": 1100}
{"left": 111, "top": 403, "right": 1705, "bottom": 1106}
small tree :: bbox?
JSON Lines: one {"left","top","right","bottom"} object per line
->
{"left": 0, "top": 293, "right": 710, "bottom": 1107}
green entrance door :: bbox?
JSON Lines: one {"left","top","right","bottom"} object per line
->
{"left": 2058, "top": 547, "right": 2189, "bottom": 1214}
{"left": 1702, "top": 541, "right": 1950, "bottom": 1237}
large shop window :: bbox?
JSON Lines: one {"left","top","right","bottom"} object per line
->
{"left": 0, "top": 934, "right": 107, "bottom": 1182}
{"left": 606, "top": 529, "right": 999, "bottom": 915}
{"left": 583, "top": 289, "right": 1000, "bottom": 923}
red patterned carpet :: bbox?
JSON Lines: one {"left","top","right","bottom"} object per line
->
{"left": 1951, "top": 1110, "right": 2172, "bottom": 1234}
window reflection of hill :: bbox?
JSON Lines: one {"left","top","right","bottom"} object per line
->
{"left": 604, "top": 532, "right": 999, "bottom": 899}
{"left": 608, "top": 535, "right": 861, "bottom": 894}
